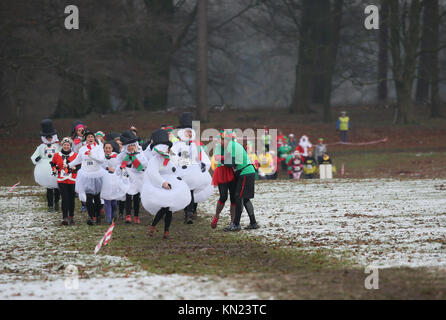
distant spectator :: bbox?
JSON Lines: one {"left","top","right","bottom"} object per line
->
{"left": 261, "top": 126, "right": 271, "bottom": 152}
{"left": 336, "top": 111, "right": 350, "bottom": 143}
{"left": 288, "top": 133, "right": 297, "bottom": 150}
{"left": 302, "top": 150, "right": 317, "bottom": 179}
{"left": 315, "top": 138, "right": 327, "bottom": 164}
{"left": 287, "top": 151, "right": 303, "bottom": 180}
{"left": 276, "top": 130, "right": 288, "bottom": 148}
{"left": 258, "top": 151, "right": 276, "bottom": 180}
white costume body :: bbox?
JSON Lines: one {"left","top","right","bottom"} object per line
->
{"left": 141, "top": 144, "right": 191, "bottom": 215}
{"left": 69, "top": 143, "right": 106, "bottom": 195}
{"left": 116, "top": 144, "right": 148, "bottom": 196}
{"left": 170, "top": 129, "right": 213, "bottom": 203}
{"left": 100, "top": 152, "right": 129, "bottom": 201}
{"left": 72, "top": 136, "right": 86, "bottom": 154}
{"left": 31, "top": 135, "right": 60, "bottom": 189}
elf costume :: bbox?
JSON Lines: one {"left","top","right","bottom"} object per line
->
{"left": 31, "top": 119, "right": 61, "bottom": 212}
{"left": 221, "top": 130, "right": 259, "bottom": 232}
{"left": 142, "top": 129, "right": 191, "bottom": 239}
{"left": 210, "top": 130, "right": 236, "bottom": 229}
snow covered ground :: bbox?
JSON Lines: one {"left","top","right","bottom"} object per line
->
{"left": 1, "top": 178, "right": 445, "bottom": 299}
{"left": 0, "top": 186, "right": 261, "bottom": 299}
{"left": 200, "top": 179, "right": 446, "bottom": 268}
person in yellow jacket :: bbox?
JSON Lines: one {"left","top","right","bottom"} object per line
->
{"left": 336, "top": 111, "right": 350, "bottom": 143}
{"left": 258, "top": 151, "right": 276, "bottom": 180}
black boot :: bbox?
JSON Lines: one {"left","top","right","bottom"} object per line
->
{"left": 184, "top": 211, "right": 193, "bottom": 224}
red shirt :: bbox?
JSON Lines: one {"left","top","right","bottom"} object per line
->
{"left": 51, "top": 151, "right": 78, "bottom": 184}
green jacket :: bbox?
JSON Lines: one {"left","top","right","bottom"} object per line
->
{"left": 225, "top": 140, "right": 255, "bottom": 176}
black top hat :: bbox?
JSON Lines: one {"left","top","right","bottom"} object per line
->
{"left": 105, "top": 132, "right": 121, "bottom": 141}
{"left": 40, "top": 119, "right": 57, "bottom": 137}
{"left": 177, "top": 112, "right": 193, "bottom": 129}
{"left": 150, "top": 129, "right": 172, "bottom": 150}
{"left": 120, "top": 130, "right": 138, "bottom": 146}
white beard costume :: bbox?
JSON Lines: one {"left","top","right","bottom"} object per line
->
{"left": 140, "top": 144, "right": 191, "bottom": 215}
{"left": 31, "top": 135, "right": 60, "bottom": 189}
{"left": 170, "top": 129, "right": 213, "bottom": 203}
{"left": 299, "top": 135, "right": 313, "bottom": 157}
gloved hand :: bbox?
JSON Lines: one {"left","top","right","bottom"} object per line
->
{"left": 200, "top": 162, "right": 206, "bottom": 172}
{"left": 35, "top": 156, "right": 41, "bottom": 162}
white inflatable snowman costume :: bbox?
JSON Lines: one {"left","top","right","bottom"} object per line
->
{"left": 141, "top": 129, "right": 191, "bottom": 215}
{"left": 31, "top": 119, "right": 60, "bottom": 189}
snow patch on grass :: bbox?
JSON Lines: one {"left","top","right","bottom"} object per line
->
{"left": 200, "top": 178, "right": 446, "bottom": 268}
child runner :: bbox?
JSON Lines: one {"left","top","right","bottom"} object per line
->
{"left": 68, "top": 131, "right": 106, "bottom": 225}
{"left": 51, "top": 137, "right": 79, "bottom": 225}
{"left": 142, "top": 129, "right": 191, "bottom": 239}
{"left": 31, "top": 119, "right": 61, "bottom": 212}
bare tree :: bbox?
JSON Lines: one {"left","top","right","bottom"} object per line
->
{"left": 196, "top": 0, "right": 209, "bottom": 121}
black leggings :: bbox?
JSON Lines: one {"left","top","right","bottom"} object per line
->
{"left": 46, "top": 188, "right": 60, "bottom": 208}
{"left": 86, "top": 193, "right": 101, "bottom": 219}
{"left": 118, "top": 200, "right": 125, "bottom": 215}
{"left": 58, "top": 183, "right": 75, "bottom": 219}
{"left": 184, "top": 190, "right": 195, "bottom": 214}
{"left": 151, "top": 207, "right": 173, "bottom": 232}
{"left": 126, "top": 193, "right": 140, "bottom": 217}
{"left": 218, "top": 181, "right": 236, "bottom": 205}
{"left": 233, "top": 198, "right": 256, "bottom": 226}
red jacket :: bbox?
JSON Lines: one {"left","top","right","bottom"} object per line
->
{"left": 51, "top": 151, "right": 79, "bottom": 184}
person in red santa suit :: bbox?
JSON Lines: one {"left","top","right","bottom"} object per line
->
{"left": 51, "top": 137, "right": 80, "bottom": 225}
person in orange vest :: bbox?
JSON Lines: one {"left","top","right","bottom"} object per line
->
{"left": 336, "top": 111, "right": 350, "bottom": 143}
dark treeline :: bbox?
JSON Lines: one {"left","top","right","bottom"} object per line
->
{"left": 1, "top": 0, "right": 445, "bottom": 127}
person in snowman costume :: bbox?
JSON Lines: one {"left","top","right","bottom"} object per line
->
{"left": 31, "top": 119, "right": 61, "bottom": 212}
{"left": 68, "top": 131, "right": 106, "bottom": 225}
{"left": 117, "top": 130, "right": 148, "bottom": 224}
{"left": 171, "top": 112, "right": 213, "bottom": 224}
{"left": 142, "top": 129, "right": 191, "bottom": 239}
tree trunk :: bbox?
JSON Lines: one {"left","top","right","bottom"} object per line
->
{"left": 429, "top": 0, "right": 441, "bottom": 118}
{"left": 322, "top": 0, "right": 343, "bottom": 123}
{"left": 415, "top": 0, "right": 434, "bottom": 103}
{"left": 378, "top": 0, "right": 389, "bottom": 101}
{"left": 389, "top": 0, "right": 422, "bottom": 124}
{"left": 289, "top": 0, "right": 314, "bottom": 114}
{"left": 196, "top": 0, "right": 208, "bottom": 121}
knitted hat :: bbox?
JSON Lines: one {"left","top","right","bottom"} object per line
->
{"left": 72, "top": 120, "right": 86, "bottom": 135}
{"left": 61, "top": 137, "right": 73, "bottom": 146}
{"left": 95, "top": 131, "right": 105, "bottom": 139}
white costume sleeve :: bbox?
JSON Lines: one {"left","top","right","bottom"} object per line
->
{"left": 88, "top": 145, "right": 105, "bottom": 163}
{"left": 135, "top": 152, "right": 148, "bottom": 169}
{"left": 31, "top": 144, "right": 43, "bottom": 165}
{"left": 69, "top": 149, "right": 83, "bottom": 168}
{"left": 147, "top": 156, "right": 166, "bottom": 188}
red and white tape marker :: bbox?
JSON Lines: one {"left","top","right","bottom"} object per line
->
{"left": 8, "top": 182, "right": 21, "bottom": 193}
{"left": 94, "top": 222, "right": 115, "bottom": 254}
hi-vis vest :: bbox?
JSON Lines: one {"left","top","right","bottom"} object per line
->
{"left": 338, "top": 116, "right": 349, "bottom": 131}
